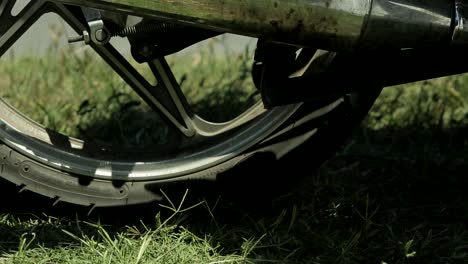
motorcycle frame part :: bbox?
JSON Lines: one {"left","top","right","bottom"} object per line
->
{"left": 59, "top": 0, "right": 458, "bottom": 51}
{"left": 261, "top": 47, "right": 468, "bottom": 107}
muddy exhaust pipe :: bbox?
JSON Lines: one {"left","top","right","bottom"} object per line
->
{"left": 62, "top": 0, "right": 462, "bottom": 50}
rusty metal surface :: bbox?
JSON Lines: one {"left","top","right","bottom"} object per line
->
{"left": 58, "top": 0, "right": 372, "bottom": 50}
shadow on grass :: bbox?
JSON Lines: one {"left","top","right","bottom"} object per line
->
{"left": 1, "top": 120, "right": 468, "bottom": 263}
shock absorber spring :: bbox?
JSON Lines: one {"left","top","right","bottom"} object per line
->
{"left": 112, "top": 22, "right": 179, "bottom": 37}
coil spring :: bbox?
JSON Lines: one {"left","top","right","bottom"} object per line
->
{"left": 112, "top": 22, "right": 178, "bottom": 37}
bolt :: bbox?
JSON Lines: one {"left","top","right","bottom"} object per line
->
{"left": 139, "top": 43, "right": 154, "bottom": 57}
{"left": 95, "top": 29, "right": 109, "bottom": 42}
{"left": 67, "top": 31, "right": 90, "bottom": 44}
{"left": 22, "top": 165, "right": 30, "bottom": 173}
{"left": 83, "top": 31, "right": 90, "bottom": 44}
{"left": 68, "top": 35, "right": 84, "bottom": 43}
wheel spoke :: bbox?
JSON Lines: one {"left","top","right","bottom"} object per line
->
{"left": 93, "top": 47, "right": 197, "bottom": 137}
{"left": 147, "top": 58, "right": 195, "bottom": 136}
{"left": 0, "top": 0, "right": 48, "bottom": 56}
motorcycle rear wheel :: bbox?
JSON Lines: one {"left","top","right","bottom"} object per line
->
{"left": 0, "top": 0, "right": 381, "bottom": 207}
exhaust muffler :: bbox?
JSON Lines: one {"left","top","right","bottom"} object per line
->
{"left": 62, "top": 0, "right": 460, "bottom": 50}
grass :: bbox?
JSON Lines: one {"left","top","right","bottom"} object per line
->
{"left": 0, "top": 192, "right": 269, "bottom": 264}
{"left": 0, "top": 191, "right": 255, "bottom": 264}
{"left": 2, "top": 34, "right": 468, "bottom": 263}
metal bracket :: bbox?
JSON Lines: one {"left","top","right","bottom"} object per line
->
{"left": 68, "top": 7, "right": 111, "bottom": 45}
{"left": 87, "top": 19, "right": 111, "bottom": 44}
